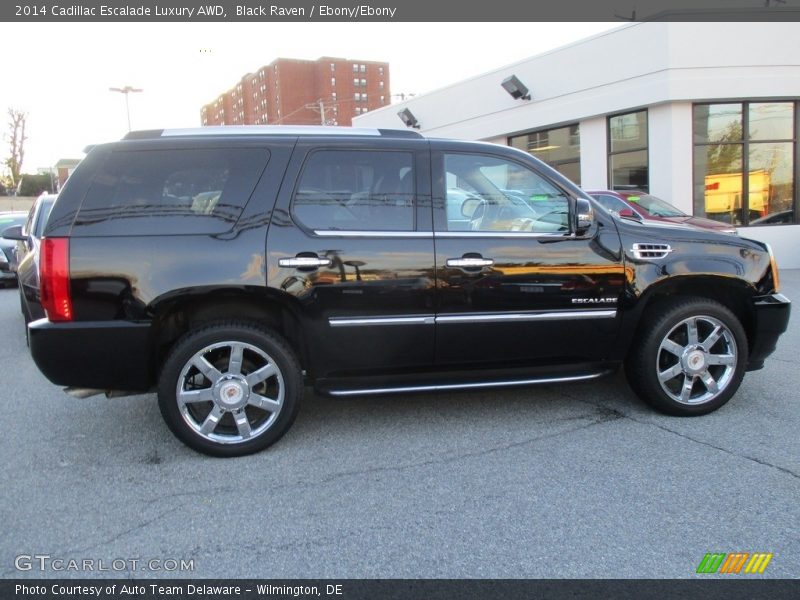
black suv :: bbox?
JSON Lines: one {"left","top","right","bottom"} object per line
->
{"left": 29, "top": 126, "right": 790, "bottom": 456}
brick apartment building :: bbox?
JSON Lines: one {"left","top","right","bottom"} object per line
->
{"left": 201, "top": 57, "right": 391, "bottom": 127}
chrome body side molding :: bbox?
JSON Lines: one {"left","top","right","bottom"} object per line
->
{"left": 328, "top": 310, "right": 617, "bottom": 327}
{"left": 329, "top": 316, "right": 436, "bottom": 327}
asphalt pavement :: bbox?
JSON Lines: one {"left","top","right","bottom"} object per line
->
{"left": 0, "top": 273, "right": 798, "bottom": 579}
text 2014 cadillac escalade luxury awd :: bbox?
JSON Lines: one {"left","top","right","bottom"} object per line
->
{"left": 28, "top": 126, "right": 790, "bottom": 456}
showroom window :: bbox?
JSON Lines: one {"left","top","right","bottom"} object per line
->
{"left": 508, "top": 124, "right": 581, "bottom": 185}
{"left": 608, "top": 110, "right": 648, "bottom": 191}
{"left": 693, "top": 102, "right": 797, "bottom": 226}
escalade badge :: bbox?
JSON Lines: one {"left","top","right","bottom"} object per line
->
{"left": 572, "top": 298, "right": 618, "bottom": 304}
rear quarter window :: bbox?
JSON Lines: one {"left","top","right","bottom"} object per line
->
{"left": 75, "top": 147, "right": 270, "bottom": 235}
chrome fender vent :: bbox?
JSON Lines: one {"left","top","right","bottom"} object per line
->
{"left": 631, "top": 243, "right": 673, "bottom": 260}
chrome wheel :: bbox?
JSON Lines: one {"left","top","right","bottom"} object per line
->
{"left": 656, "top": 315, "right": 737, "bottom": 405}
{"left": 176, "top": 341, "right": 285, "bottom": 444}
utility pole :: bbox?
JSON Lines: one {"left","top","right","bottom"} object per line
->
{"left": 307, "top": 98, "right": 333, "bottom": 125}
{"left": 109, "top": 86, "right": 143, "bottom": 131}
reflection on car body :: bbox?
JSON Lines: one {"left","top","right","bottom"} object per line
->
{"left": 586, "top": 189, "right": 737, "bottom": 234}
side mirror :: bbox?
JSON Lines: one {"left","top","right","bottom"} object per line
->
{"left": 575, "top": 198, "right": 594, "bottom": 235}
{"left": 1, "top": 225, "right": 26, "bottom": 241}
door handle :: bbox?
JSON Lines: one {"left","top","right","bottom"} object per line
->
{"left": 278, "top": 256, "right": 332, "bottom": 268}
{"left": 446, "top": 257, "right": 494, "bottom": 268}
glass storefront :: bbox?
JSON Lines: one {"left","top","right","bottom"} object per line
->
{"left": 508, "top": 124, "right": 581, "bottom": 185}
{"left": 608, "top": 110, "right": 648, "bottom": 191}
{"left": 694, "top": 102, "right": 796, "bottom": 226}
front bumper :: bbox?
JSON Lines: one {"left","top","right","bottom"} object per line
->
{"left": 747, "top": 293, "right": 791, "bottom": 371}
{"left": 28, "top": 318, "right": 153, "bottom": 390}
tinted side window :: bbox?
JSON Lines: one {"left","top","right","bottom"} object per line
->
{"left": 34, "top": 200, "right": 55, "bottom": 237}
{"left": 444, "top": 153, "right": 570, "bottom": 233}
{"left": 292, "top": 150, "right": 414, "bottom": 231}
{"left": 23, "top": 204, "right": 36, "bottom": 237}
{"left": 76, "top": 148, "right": 270, "bottom": 235}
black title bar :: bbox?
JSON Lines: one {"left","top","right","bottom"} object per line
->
{"left": 3, "top": 0, "right": 800, "bottom": 22}
{"left": 4, "top": 579, "right": 800, "bottom": 600}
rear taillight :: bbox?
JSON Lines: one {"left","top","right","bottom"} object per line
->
{"left": 40, "top": 238, "right": 72, "bottom": 322}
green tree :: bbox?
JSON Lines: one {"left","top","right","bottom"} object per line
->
{"left": 18, "top": 173, "right": 54, "bottom": 196}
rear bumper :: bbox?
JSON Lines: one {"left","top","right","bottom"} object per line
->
{"left": 747, "top": 293, "right": 791, "bottom": 371}
{"left": 28, "top": 318, "right": 153, "bottom": 391}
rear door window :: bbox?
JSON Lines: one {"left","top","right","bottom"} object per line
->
{"left": 76, "top": 148, "right": 270, "bottom": 235}
{"left": 291, "top": 150, "right": 415, "bottom": 232}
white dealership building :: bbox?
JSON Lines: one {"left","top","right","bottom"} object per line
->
{"left": 354, "top": 22, "right": 800, "bottom": 267}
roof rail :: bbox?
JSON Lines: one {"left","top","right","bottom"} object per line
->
{"left": 122, "top": 126, "right": 423, "bottom": 140}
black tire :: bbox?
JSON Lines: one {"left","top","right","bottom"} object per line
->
{"left": 157, "top": 321, "right": 302, "bottom": 457}
{"left": 625, "top": 298, "right": 748, "bottom": 416}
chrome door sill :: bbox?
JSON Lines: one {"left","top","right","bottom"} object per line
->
{"left": 326, "top": 370, "right": 611, "bottom": 397}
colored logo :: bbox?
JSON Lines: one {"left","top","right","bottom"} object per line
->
{"left": 697, "top": 552, "right": 773, "bottom": 574}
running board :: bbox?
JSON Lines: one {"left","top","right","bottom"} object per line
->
{"left": 325, "top": 370, "right": 612, "bottom": 397}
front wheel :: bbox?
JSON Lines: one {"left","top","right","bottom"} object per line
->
{"left": 626, "top": 298, "right": 748, "bottom": 416}
{"left": 158, "top": 322, "right": 302, "bottom": 457}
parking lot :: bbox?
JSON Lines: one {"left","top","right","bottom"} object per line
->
{"left": 0, "top": 272, "right": 798, "bottom": 579}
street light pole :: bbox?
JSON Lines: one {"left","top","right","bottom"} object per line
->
{"left": 109, "top": 86, "right": 143, "bottom": 131}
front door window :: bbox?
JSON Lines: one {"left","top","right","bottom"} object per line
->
{"left": 444, "top": 153, "right": 571, "bottom": 234}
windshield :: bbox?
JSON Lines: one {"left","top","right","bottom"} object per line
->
{"left": 627, "top": 194, "right": 686, "bottom": 218}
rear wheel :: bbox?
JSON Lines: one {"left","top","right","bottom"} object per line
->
{"left": 157, "top": 322, "right": 302, "bottom": 457}
{"left": 626, "top": 298, "right": 748, "bottom": 416}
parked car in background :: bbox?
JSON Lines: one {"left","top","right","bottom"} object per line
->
{"left": 749, "top": 210, "right": 794, "bottom": 226}
{"left": 3, "top": 194, "right": 57, "bottom": 328}
{"left": 586, "top": 190, "right": 737, "bottom": 234}
{"left": 0, "top": 211, "right": 29, "bottom": 286}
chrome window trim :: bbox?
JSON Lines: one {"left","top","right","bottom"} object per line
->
{"left": 434, "top": 231, "right": 570, "bottom": 239}
{"left": 328, "top": 371, "right": 610, "bottom": 397}
{"left": 328, "top": 310, "right": 616, "bottom": 327}
{"left": 312, "top": 230, "right": 571, "bottom": 239}
{"left": 313, "top": 230, "right": 432, "bottom": 238}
